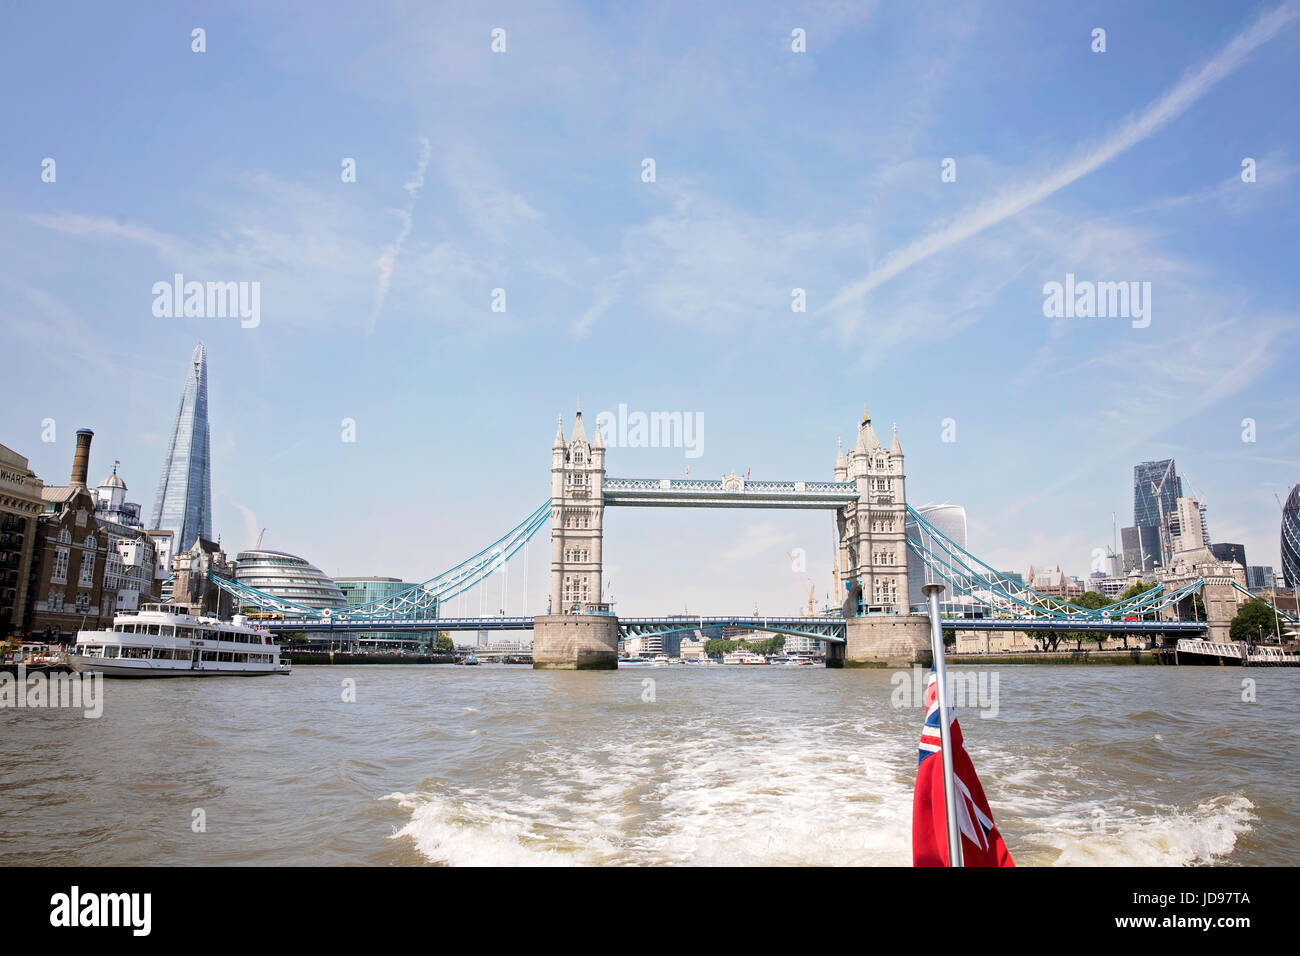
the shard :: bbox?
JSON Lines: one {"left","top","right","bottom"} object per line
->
{"left": 149, "top": 343, "right": 213, "bottom": 552}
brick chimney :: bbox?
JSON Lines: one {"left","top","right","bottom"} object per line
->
{"left": 71, "top": 428, "right": 94, "bottom": 488}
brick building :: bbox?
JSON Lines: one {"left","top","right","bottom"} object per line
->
{"left": 0, "top": 443, "right": 45, "bottom": 640}
{"left": 23, "top": 430, "right": 111, "bottom": 644}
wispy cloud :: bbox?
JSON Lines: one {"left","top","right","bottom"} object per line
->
{"left": 827, "top": 0, "right": 1300, "bottom": 316}
{"left": 369, "top": 136, "right": 432, "bottom": 333}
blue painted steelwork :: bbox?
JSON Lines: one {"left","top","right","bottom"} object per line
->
{"left": 258, "top": 613, "right": 848, "bottom": 639}
{"left": 255, "top": 612, "right": 1204, "bottom": 636}
{"left": 263, "top": 615, "right": 536, "bottom": 633}
{"left": 620, "top": 615, "right": 847, "bottom": 642}
{"left": 228, "top": 500, "right": 1214, "bottom": 637}
{"left": 938, "top": 618, "right": 1204, "bottom": 633}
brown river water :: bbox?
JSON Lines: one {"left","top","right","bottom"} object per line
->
{"left": 0, "top": 664, "right": 1293, "bottom": 866}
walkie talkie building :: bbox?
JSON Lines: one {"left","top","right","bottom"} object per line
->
{"left": 149, "top": 343, "right": 213, "bottom": 553}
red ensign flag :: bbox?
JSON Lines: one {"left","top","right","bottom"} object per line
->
{"left": 913, "top": 667, "right": 1014, "bottom": 867}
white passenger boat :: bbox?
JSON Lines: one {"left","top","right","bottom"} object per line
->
{"left": 68, "top": 604, "right": 291, "bottom": 678}
{"left": 722, "top": 649, "right": 767, "bottom": 665}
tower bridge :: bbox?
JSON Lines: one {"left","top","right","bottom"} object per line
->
{"left": 217, "top": 402, "right": 1249, "bottom": 667}
{"left": 536, "top": 404, "right": 927, "bottom": 668}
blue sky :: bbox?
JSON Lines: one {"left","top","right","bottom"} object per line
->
{"left": 2, "top": 0, "right": 1297, "bottom": 616}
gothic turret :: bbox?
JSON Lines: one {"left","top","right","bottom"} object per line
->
{"left": 570, "top": 406, "right": 588, "bottom": 447}
{"left": 856, "top": 407, "right": 884, "bottom": 455}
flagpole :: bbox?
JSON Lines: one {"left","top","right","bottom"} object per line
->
{"left": 923, "top": 582, "right": 963, "bottom": 867}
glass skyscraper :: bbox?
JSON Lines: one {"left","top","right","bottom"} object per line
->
{"left": 149, "top": 343, "right": 213, "bottom": 552}
{"left": 1126, "top": 459, "right": 1183, "bottom": 569}
{"left": 1282, "top": 484, "right": 1300, "bottom": 589}
{"left": 906, "top": 503, "right": 968, "bottom": 612}
{"left": 1133, "top": 459, "right": 1182, "bottom": 528}
{"left": 1121, "top": 524, "right": 1161, "bottom": 573}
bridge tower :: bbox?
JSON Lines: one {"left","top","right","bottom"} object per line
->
{"left": 832, "top": 407, "right": 931, "bottom": 667}
{"left": 1157, "top": 547, "right": 1249, "bottom": 642}
{"left": 534, "top": 405, "right": 619, "bottom": 669}
{"left": 549, "top": 405, "right": 606, "bottom": 612}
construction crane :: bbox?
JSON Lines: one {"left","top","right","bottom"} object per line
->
{"left": 831, "top": 517, "right": 841, "bottom": 603}
{"left": 255, "top": 528, "right": 266, "bottom": 550}
{"left": 799, "top": 577, "right": 817, "bottom": 617}
{"left": 1146, "top": 459, "right": 1177, "bottom": 566}
{"left": 784, "top": 551, "right": 819, "bottom": 616}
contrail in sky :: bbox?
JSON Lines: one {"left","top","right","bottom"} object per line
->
{"left": 829, "top": 0, "right": 1300, "bottom": 313}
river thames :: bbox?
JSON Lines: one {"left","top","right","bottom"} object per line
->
{"left": 1, "top": 665, "right": 1294, "bottom": 866}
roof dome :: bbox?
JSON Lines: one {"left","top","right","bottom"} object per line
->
{"left": 99, "top": 469, "right": 126, "bottom": 490}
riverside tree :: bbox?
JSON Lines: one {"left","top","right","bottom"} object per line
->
{"left": 1230, "top": 598, "right": 1283, "bottom": 644}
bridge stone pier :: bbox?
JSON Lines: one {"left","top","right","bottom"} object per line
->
{"left": 532, "top": 612, "right": 621, "bottom": 669}
{"left": 532, "top": 402, "right": 931, "bottom": 669}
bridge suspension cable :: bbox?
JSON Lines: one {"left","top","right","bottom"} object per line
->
{"left": 905, "top": 505, "right": 1205, "bottom": 620}
{"left": 208, "top": 500, "right": 552, "bottom": 620}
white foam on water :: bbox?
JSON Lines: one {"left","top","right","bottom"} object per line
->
{"left": 384, "top": 791, "right": 587, "bottom": 866}
{"left": 1048, "top": 794, "right": 1255, "bottom": 866}
{"left": 383, "top": 722, "right": 917, "bottom": 866}
{"left": 644, "top": 731, "right": 914, "bottom": 866}
{"left": 381, "top": 694, "right": 1261, "bottom": 868}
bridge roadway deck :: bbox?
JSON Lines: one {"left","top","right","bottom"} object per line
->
{"left": 601, "top": 476, "right": 858, "bottom": 509}
{"left": 259, "top": 614, "right": 1207, "bottom": 636}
